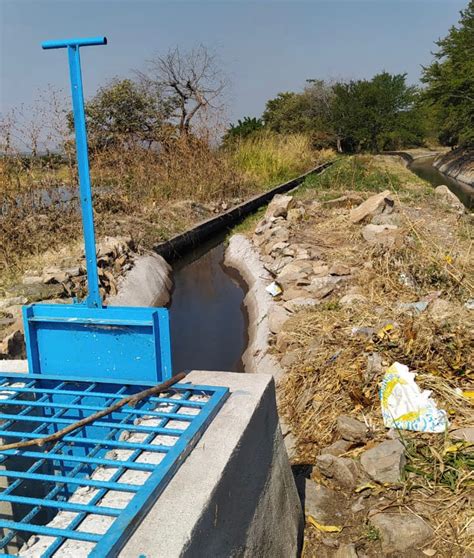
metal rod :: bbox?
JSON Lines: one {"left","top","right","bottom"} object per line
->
{"left": 66, "top": 44, "right": 102, "bottom": 307}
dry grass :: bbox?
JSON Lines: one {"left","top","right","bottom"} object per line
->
{"left": 277, "top": 155, "right": 473, "bottom": 556}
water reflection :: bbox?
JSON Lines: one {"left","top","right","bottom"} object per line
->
{"left": 169, "top": 241, "right": 247, "bottom": 373}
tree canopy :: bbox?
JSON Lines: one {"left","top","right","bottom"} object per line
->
{"left": 421, "top": 1, "right": 474, "bottom": 146}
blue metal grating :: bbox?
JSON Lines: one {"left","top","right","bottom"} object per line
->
{"left": 0, "top": 372, "right": 228, "bottom": 557}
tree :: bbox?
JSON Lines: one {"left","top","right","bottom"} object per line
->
{"left": 330, "top": 72, "right": 424, "bottom": 152}
{"left": 262, "top": 80, "right": 335, "bottom": 146}
{"left": 223, "top": 116, "right": 264, "bottom": 144}
{"left": 74, "top": 78, "right": 174, "bottom": 150}
{"left": 421, "top": 1, "right": 474, "bottom": 146}
{"left": 139, "top": 45, "right": 227, "bottom": 137}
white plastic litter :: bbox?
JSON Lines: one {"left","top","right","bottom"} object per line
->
{"left": 380, "top": 362, "right": 449, "bottom": 433}
{"left": 265, "top": 281, "right": 282, "bottom": 297}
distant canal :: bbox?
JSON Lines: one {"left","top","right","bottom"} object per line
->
{"left": 408, "top": 156, "right": 473, "bottom": 209}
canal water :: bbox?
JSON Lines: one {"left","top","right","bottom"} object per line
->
{"left": 408, "top": 156, "right": 473, "bottom": 209}
{"left": 168, "top": 235, "right": 247, "bottom": 373}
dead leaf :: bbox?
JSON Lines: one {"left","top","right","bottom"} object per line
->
{"left": 307, "top": 515, "right": 342, "bottom": 533}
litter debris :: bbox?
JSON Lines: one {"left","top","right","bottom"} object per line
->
{"left": 380, "top": 362, "right": 449, "bottom": 433}
{"left": 396, "top": 300, "right": 429, "bottom": 315}
{"left": 265, "top": 281, "right": 282, "bottom": 297}
{"left": 464, "top": 299, "right": 474, "bottom": 310}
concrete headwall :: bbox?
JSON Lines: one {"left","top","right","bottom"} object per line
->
{"left": 121, "top": 371, "right": 303, "bottom": 558}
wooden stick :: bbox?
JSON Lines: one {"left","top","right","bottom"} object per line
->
{"left": 0, "top": 372, "right": 187, "bottom": 452}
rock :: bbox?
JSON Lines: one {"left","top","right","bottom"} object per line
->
{"left": 428, "top": 298, "right": 453, "bottom": 323}
{"left": 280, "top": 350, "right": 299, "bottom": 367}
{"left": 334, "top": 544, "right": 358, "bottom": 558}
{"left": 371, "top": 213, "right": 402, "bottom": 227}
{"left": 329, "top": 263, "right": 351, "bottom": 276}
{"left": 362, "top": 224, "right": 402, "bottom": 248}
{"left": 282, "top": 287, "right": 313, "bottom": 302}
{"left": 315, "top": 454, "right": 360, "bottom": 488}
{"left": 268, "top": 305, "right": 291, "bottom": 334}
{"left": 287, "top": 207, "right": 305, "bottom": 223}
{"left": 22, "top": 275, "right": 43, "bottom": 285}
{"left": 322, "top": 194, "right": 364, "bottom": 208}
{"left": 275, "top": 331, "right": 294, "bottom": 352}
{"left": 465, "top": 298, "right": 474, "bottom": 310}
{"left": 97, "top": 236, "right": 131, "bottom": 258}
{"left": 280, "top": 420, "right": 297, "bottom": 461}
{"left": 265, "top": 194, "right": 295, "bottom": 219}
{"left": 434, "top": 185, "right": 465, "bottom": 212}
{"left": 450, "top": 427, "right": 474, "bottom": 443}
{"left": 279, "top": 260, "right": 314, "bottom": 277}
{"left": 42, "top": 267, "right": 69, "bottom": 284}
{"left": 337, "top": 415, "right": 369, "bottom": 443}
{"left": 6, "top": 283, "right": 64, "bottom": 302}
{"left": 304, "top": 479, "right": 348, "bottom": 524}
{"left": 312, "top": 264, "right": 330, "bottom": 276}
{"left": 320, "top": 439, "right": 352, "bottom": 457}
{"left": 360, "top": 439, "right": 406, "bottom": 483}
{"left": 283, "top": 297, "right": 319, "bottom": 313}
{"left": 339, "top": 294, "right": 367, "bottom": 306}
{"left": 0, "top": 296, "right": 27, "bottom": 309}
{"left": 365, "top": 352, "right": 382, "bottom": 381}
{"left": 370, "top": 512, "right": 433, "bottom": 554}
{"left": 307, "top": 276, "right": 342, "bottom": 299}
{"left": 0, "top": 328, "right": 25, "bottom": 358}
{"left": 349, "top": 190, "right": 395, "bottom": 224}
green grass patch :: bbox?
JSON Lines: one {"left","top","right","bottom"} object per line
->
{"left": 298, "top": 155, "right": 402, "bottom": 195}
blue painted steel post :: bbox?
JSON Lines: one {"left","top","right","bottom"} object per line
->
{"left": 42, "top": 37, "right": 107, "bottom": 308}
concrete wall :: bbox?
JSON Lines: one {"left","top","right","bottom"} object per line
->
{"left": 121, "top": 371, "right": 303, "bottom": 558}
{"left": 154, "top": 162, "right": 333, "bottom": 262}
{"left": 107, "top": 252, "right": 173, "bottom": 308}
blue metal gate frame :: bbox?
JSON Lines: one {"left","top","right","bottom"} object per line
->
{"left": 0, "top": 372, "right": 229, "bottom": 557}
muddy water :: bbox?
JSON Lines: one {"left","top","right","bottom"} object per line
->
{"left": 408, "top": 156, "right": 473, "bottom": 209}
{"left": 168, "top": 236, "right": 247, "bottom": 373}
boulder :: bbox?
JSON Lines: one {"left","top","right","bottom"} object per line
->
{"left": 315, "top": 454, "right": 360, "bottom": 488}
{"left": 360, "top": 439, "right": 406, "bottom": 483}
{"left": 370, "top": 512, "right": 433, "bottom": 554}
{"left": 349, "top": 190, "right": 394, "bottom": 224}
{"left": 434, "top": 185, "right": 465, "bottom": 212}
{"left": 304, "top": 480, "right": 348, "bottom": 524}
{"left": 22, "top": 275, "right": 43, "bottom": 285}
{"left": 268, "top": 305, "right": 291, "bottom": 334}
{"left": 362, "top": 224, "right": 401, "bottom": 248}
{"left": 337, "top": 415, "right": 369, "bottom": 443}
{"left": 265, "top": 194, "right": 295, "bottom": 219}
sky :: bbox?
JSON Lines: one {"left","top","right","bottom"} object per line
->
{"left": 0, "top": 0, "right": 468, "bottom": 125}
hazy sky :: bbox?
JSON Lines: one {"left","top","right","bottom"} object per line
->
{"left": 0, "top": 0, "right": 467, "bottom": 124}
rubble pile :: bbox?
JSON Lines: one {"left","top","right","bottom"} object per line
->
{"left": 249, "top": 185, "right": 473, "bottom": 557}
{"left": 0, "top": 236, "right": 135, "bottom": 359}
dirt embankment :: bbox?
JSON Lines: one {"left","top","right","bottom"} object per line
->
{"left": 434, "top": 147, "right": 474, "bottom": 186}
{"left": 230, "top": 155, "right": 473, "bottom": 558}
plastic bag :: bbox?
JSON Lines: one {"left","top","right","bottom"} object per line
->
{"left": 380, "top": 362, "right": 448, "bottom": 433}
